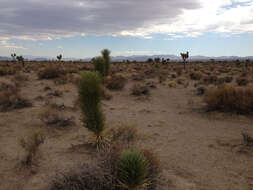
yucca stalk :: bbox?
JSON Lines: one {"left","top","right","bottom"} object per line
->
{"left": 92, "top": 56, "right": 106, "bottom": 80}
{"left": 79, "top": 71, "right": 105, "bottom": 145}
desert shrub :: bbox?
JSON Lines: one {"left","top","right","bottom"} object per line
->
{"left": 202, "top": 75, "right": 218, "bottom": 85}
{"left": 109, "top": 125, "right": 139, "bottom": 147}
{"left": 93, "top": 56, "right": 106, "bottom": 78}
{"left": 101, "top": 49, "right": 111, "bottom": 76}
{"left": 40, "top": 107, "right": 73, "bottom": 129}
{"left": 204, "top": 85, "right": 253, "bottom": 113}
{"left": 54, "top": 73, "right": 74, "bottom": 85}
{"left": 196, "top": 86, "right": 206, "bottom": 96}
{"left": 236, "top": 77, "right": 249, "bottom": 86}
{"left": 0, "top": 83, "right": 31, "bottom": 111}
{"left": 38, "top": 64, "right": 65, "bottom": 79}
{"left": 79, "top": 71, "right": 105, "bottom": 143}
{"left": 13, "top": 73, "right": 28, "bottom": 82}
{"left": 190, "top": 72, "right": 202, "bottom": 80}
{"left": 167, "top": 81, "right": 177, "bottom": 88}
{"left": 132, "top": 74, "right": 144, "bottom": 81}
{"left": 0, "top": 66, "right": 16, "bottom": 76}
{"left": 117, "top": 149, "right": 149, "bottom": 190}
{"left": 106, "top": 75, "right": 127, "bottom": 90}
{"left": 158, "top": 74, "right": 166, "bottom": 83}
{"left": 50, "top": 164, "right": 115, "bottom": 190}
{"left": 20, "top": 132, "right": 45, "bottom": 166}
{"left": 224, "top": 76, "right": 233, "bottom": 83}
{"left": 174, "top": 68, "right": 182, "bottom": 76}
{"left": 176, "top": 77, "right": 186, "bottom": 85}
{"left": 131, "top": 84, "right": 149, "bottom": 96}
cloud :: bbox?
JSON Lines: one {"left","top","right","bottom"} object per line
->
{"left": 0, "top": 40, "right": 27, "bottom": 49}
{"left": 0, "top": 0, "right": 253, "bottom": 40}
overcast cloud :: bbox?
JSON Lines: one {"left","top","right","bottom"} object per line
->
{"left": 0, "top": 0, "right": 253, "bottom": 41}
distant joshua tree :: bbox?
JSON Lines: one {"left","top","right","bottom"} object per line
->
{"left": 147, "top": 58, "right": 153, "bottom": 63}
{"left": 180, "top": 51, "right": 189, "bottom": 70}
{"left": 16, "top": 55, "right": 25, "bottom": 67}
{"left": 11, "top": 53, "right": 16, "bottom": 62}
{"left": 57, "top": 54, "right": 62, "bottom": 62}
{"left": 101, "top": 49, "right": 111, "bottom": 76}
{"left": 154, "top": 57, "right": 160, "bottom": 63}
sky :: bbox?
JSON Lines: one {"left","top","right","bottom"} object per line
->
{"left": 0, "top": 0, "right": 253, "bottom": 58}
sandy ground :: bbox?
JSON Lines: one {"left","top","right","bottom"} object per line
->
{"left": 0, "top": 62, "right": 252, "bottom": 190}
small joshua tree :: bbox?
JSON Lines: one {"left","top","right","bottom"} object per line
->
{"left": 11, "top": 53, "right": 16, "bottom": 62}
{"left": 92, "top": 56, "right": 106, "bottom": 80}
{"left": 16, "top": 55, "right": 25, "bottom": 67}
{"left": 117, "top": 149, "right": 150, "bottom": 190}
{"left": 101, "top": 49, "right": 111, "bottom": 76}
{"left": 180, "top": 51, "right": 189, "bottom": 70}
{"left": 79, "top": 71, "right": 105, "bottom": 146}
{"left": 57, "top": 54, "right": 62, "bottom": 62}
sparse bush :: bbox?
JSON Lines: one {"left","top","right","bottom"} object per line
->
{"left": 131, "top": 84, "right": 149, "bottom": 96}
{"left": 196, "top": 86, "right": 206, "bottom": 95}
{"left": 224, "top": 76, "right": 233, "bottom": 83}
{"left": 40, "top": 107, "right": 73, "bottom": 129}
{"left": 38, "top": 64, "right": 65, "bottom": 79}
{"left": 202, "top": 75, "right": 218, "bottom": 85}
{"left": 204, "top": 85, "right": 253, "bottom": 113}
{"left": 167, "top": 81, "right": 177, "bottom": 88}
{"left": 79, "top": 71, "right": 105, "bottom": 144}
{"left": 158, "top": 74, "right": 166, "bottom": 83}
{"left": 109, "top": 125, "right": 139, "bottom": 147}
{"left": 0, "top": 66, "right": 16, "bottom": 76}
{"left": 50, "top": 164, "right": 115, "bottom": 190}
{"left": 106, "top": 75, "right": 127, "bottom": 90}
{"left": 0, "top": 82, "right": 31, "bottom": 111}
{"left": 236, "top": 77, "right": 249, "bottom": 86}
{"left": 20, "top": 132, "right": 45, "bottom": 166}
{"left": 117, "top": 149, "right": 150, "bottom": 190}
{"left": 13, "top": 73, "right": 28, "bottom": 82}
{"left": 190, "top": 72, "right": 202, "bottom": 80}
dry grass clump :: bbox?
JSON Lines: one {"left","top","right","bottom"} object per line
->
{"left": 0, "top": 82, "right": 31, "bottom": 111}
{"left": 106, "top": 75, "right": 127, "bottom": 90}
{"left": 236, "top": 77, "right": 249, "bottom": 86}
{"left": 204, "top": 85, "right": 253, "bottom": 113}
{"left": 20, "top": 132, "right": 45, "bottom": 166}
{"left": 131, "top": 84, "right": 149, "bottom": 96}
{"left": 38, "top": 64, "right": 66, "bottom": 79}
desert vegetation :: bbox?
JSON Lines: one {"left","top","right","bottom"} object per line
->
{"left": 0, "top": 54, "right": 253, "bottom": 190}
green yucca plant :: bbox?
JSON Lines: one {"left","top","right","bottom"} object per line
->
{"left": 101, "top": 49, "right": 111, "bottom": 76}
{"left": 117, "top": 149, "right": 150, "bottom": 190}
{"left": 93, "top": 56, "right": 106, "bottom": 79}
{"left": 79, "top": 71, "right": 105, "bottom": 144}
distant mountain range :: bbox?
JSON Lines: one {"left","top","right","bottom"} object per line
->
{"left": 1, "top": 54, "right": 253, "bottom": 62}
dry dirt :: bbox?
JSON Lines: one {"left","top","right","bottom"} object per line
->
{"left": 0, "top": 62, "right": 253, "bottom": 190}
